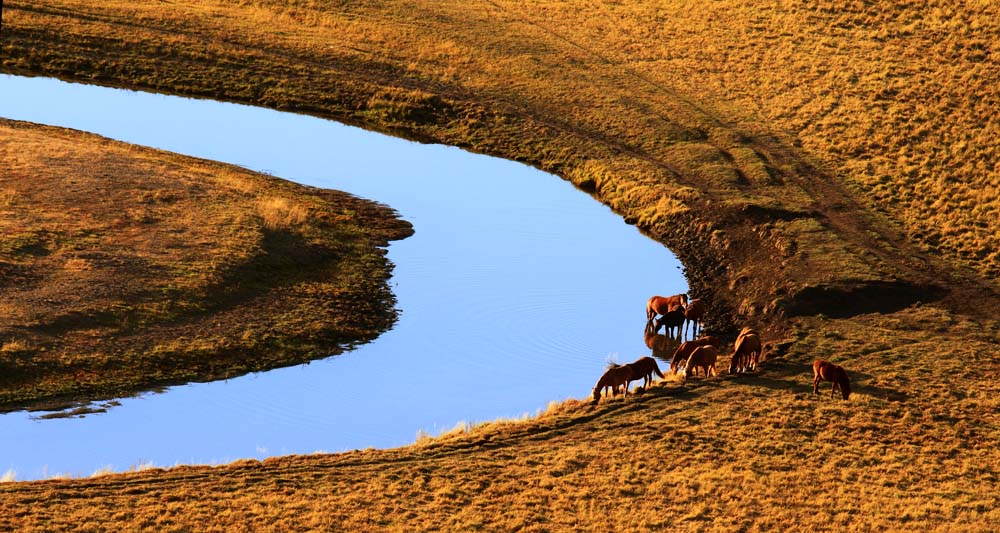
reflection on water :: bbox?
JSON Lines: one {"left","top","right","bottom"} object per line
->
{"left": 0, "top": 74, "right": 686, "bottom": 480}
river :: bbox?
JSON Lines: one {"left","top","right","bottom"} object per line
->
{"left": 0, "top": 74, "right": 685, "bottom": 481}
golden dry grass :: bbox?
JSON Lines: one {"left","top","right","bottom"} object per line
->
{"left": 1, "top": 0, "right": 999, "bottom": 530}
{"left": 0, "top": 305, "right": 997, "bottom": 531}
{"left": 0, "top": 119, "right": 411, "bottom": 410}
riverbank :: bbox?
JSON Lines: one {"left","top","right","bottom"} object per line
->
{"left": 1, "top": 1, "right": 999, "bottom": 530}
{"left": 0, "top": 118, "right": 411, "bottom": 411}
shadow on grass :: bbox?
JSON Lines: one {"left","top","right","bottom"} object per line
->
{"left": 412, "top": 357, "right": 910, "bottom": 463}
{"left": 725, "top": 357, "right": 908, "bottom": 402}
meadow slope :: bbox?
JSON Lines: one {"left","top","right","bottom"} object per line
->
{"left": 0, "top": 119, "right": 411, "bottom": 411}
{"left": 1, "top": 0, "right": 999, "bottom": 530}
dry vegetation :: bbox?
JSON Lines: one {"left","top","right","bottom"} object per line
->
{"left": 1, "top": 0, "right": 999, "bottom": 530}
{"left": 0, "top": 119, "right": 411, "bottom": 410}
{"left": 2, "top": 305, "right": 998, "bottom": 531}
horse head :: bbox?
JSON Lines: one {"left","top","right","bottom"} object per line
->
{"left": 840, "top": 373, "right": 852, "bottom": 400}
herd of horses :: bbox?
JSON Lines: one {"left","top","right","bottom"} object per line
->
{"left": 592, "top": 293, "right": 851, "bottom": 403}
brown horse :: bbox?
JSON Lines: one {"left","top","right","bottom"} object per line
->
{"left": 670, "top": 336, "right": 721, "bottom": 373}
{"left": 682, "top": 298, "right": 706, "bottom": 340}
{"left": 646, "top": 293, "right": 688, "bottom": 322}
{"left": 592, "top": 364, "right": 636, "bottom": 403}
{"left": 654, "top": 306, "right": 687, "bottom": 339}
{"left": 682, "top": 345, "right": 718, "bottom": 378}
{"left": 625, "top": 356, "right": 665, "bottom": 390}
{"left": 728, "top": 327, "right": 762, "bottom": 374}
{"left": 813, "top": 360, "right": 851, "bottom": 400}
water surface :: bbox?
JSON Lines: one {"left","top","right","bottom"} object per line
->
{"left": 0, "top": 74, "right": 686, "bottom": 480}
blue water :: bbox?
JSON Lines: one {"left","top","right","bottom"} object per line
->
{"left": 0, "top": 74, "right": 685, "bottom": 480}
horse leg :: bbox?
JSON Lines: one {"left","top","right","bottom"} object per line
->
{"left": 813, "top": 373, "right": 821, "bottom": 395}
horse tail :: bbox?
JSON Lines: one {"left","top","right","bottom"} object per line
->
{"left": 652, "top": 360, "right": 664, "bottom": 379}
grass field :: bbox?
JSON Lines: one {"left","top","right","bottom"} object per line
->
{"left": 0, "top": 119, "right": 411, "bottom": 410}
{"left": 1, "top": 0, "right": 999, "bottom": 530}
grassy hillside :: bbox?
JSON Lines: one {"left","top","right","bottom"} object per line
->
{"left": 0, "top": 119, "right": 411, "bottom": 410}
{"left": 1, "top": 0, "right": 999, "bottom": 530}
{"left": 1, "top": 305, "right": 998, "bottom": 531}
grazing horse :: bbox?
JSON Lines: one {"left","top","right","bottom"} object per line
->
{"left": 644, "top": 319, "right": 678, "bottom": 360}
{"left": 728, "top": 328, "right": 762, "bottom": 374}
{"left": 654, "top": 306, "right": 687, "bottom": 339}
{"left": 683, "top": 345, "right": 718, "bottom": 378}
{"left": 670, "top": 336, "right": 722, "bottom": 374}
{"left": 682, "top": 298, "right": 706, "bottom": 340}
{"left": 592, "top": 364, "right": 636, "bottom": 403}
{"left": 646, "top": 293, "right": 688, "bottom": 322}
{"left": 813, "top": 360, "right": 851, "bottom": 400}
{"left": 625, "top": 356, "right": 665, "bottom": 390}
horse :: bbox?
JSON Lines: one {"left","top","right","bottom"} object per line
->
{"left": 813, "top": 360, "right": 851, "bottom": 400}
{"left": 682, "top": 298, "right": 706, "bottom": 340}
{"left": 625, "top": 356, "right": 665, "bottom": 390}
{"left": 670, "top": 336, "right": 722, "bottom": 373}
{"left": 592, "top": 364, "right": 636, "bottom": 403}
{"left": 646, "top": 293, "right": 688, "bottom": 322}
{"left": 728, "top": 328, "right": 762, "bottom": 374}
{"left": 683, "top": 345, "right": 718, "bottom": 378}
{"left": 654, "top": 305, "right": 686, "bottom": 340}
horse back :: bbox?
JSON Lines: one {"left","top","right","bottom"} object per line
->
{"left": 689, "top": 345, "right": 718, "bottom": 365}
{"left": 813, "top": 360, "right": 845, "bottom": 380}
{"left": 684, "top": 298, "right": 705, "bottom": 319}
{"left": 673, "top": 337, "right": 717, "bottom": 364}
{"left": 630, "top": 356, "right": 664, "bottom": 378}
{"left": 596, "top": 366, "right": 622, "bottom": 389}
{"left": 648, "top": 294, "right": 686, "bottom": 315}
{"left": 734, "top": 332, "right": 761, "bottom": 355}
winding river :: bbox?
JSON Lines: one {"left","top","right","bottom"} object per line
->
{"left": 0, "top": 74, "right": 685, "bottom": 481}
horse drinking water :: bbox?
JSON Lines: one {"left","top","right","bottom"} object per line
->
{"left": 682, "top": 298, "right": 706, "bottom": 340}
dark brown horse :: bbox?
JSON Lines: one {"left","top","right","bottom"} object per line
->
{"left": 682, "top": 345, "right": 718, "bottom": 378}
{"left": 592, "top": 364, "right": 636, "bottom": 403}
{"left": 625, "top": 356, "right": 665, "bottom": 390}
{"left": 728, "top": 327, "right": 762, "bottom": 374}
{"left": 646, "top": 293, "right": 688, "bottom": 322}
{"left": 670, "top": 336, "right": 721, "bottom": 373}
{"left": 813, "top": 360, "right": 851, "bottom": 400}
{"left": 654, "top": 306, "right": 687, "bottom": 339}
{"left": 682, "top": 298, "right": 706, "bottom": 340}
